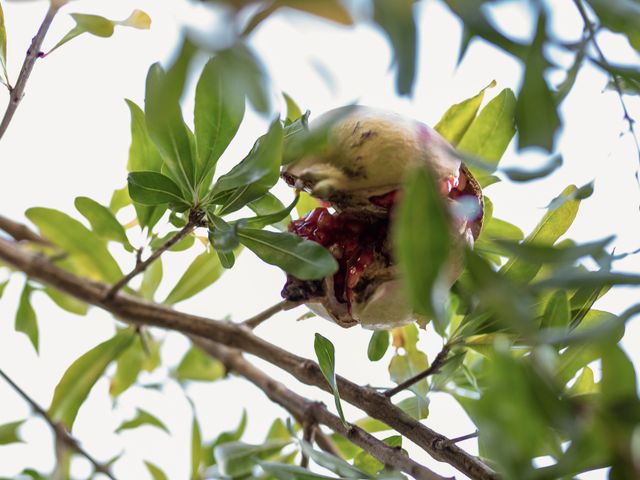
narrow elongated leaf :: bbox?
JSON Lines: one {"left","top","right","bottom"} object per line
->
{"left": 126, "top": 99, "right": 163, "bottom": 173}
{"left": 144, "top": 63, "right": 196, "bottom": 192}
{"left": 192, "top": 414, "right": 202, "bottom": 479}
{"left": 0, "top": 2, "right": 7, "bottom": 84}
{"left": 74, "top": 197, "right": 131, "bottom": 249}
{"left": 457, "top": 88, "right": 516, "bottom": 183}
{"left": 283, "top": 92, "right": 302, "bottom": 123}
{"left": 43, "top": 287, "right": 88, "bottom": 315}
{"left": 49, "top": 329, "right": 135, "bottom": 429}
{"left": 209, "top": 119, "right": 282, "bottom": 199}
{"left": 516, "top": 11, "right": 560, "bottom": 151}
{"left": 215, "top": 441, "right": 289, "bottom": 477}
{"left": 174, "top": 346, "right": 225, "bottom": 382}
{"left": 127, "top": 172, "right": 188, "bottom": 206}
{"left": 116, "top": 408, "right": 169, "bottom": 434}
{"left": 503, "top": 154, "right": 562, "bottom": 182}
{"left": 247, "top": 193, "right": 292, "bottom": 231}
{"left": 0, "top": 420, "right": 24, "bottom": 445}
{"left": 298, "top": 440, "right": 370, "bottom": 478}
{"left": 314, "top": 333, "right": 347, "bottom": 426}
{"left": 16, "top": 283, "right": 38, "bottom": 353}
{"left": 144, "top": 461, "right": 168, "bottom": 480}
{"left": 26, "top": 208, "right": 123, "bottom": 283}
{"left": 435, "top": 80, "right": 496, "bottom": 146}
{"left": 194, "top": 56, "right": 246, "bottom": 188}
{"left": 541, "top": 291, "right": 570, "bottom": 329}
{"left": 495, "top": 237, "right": 612, "bottom": 264}
{"left": 140, "top": 258, "right": 163, "bottom": 300}
{"left": 117, "top": 9, "right": 151, "bottom": 29}
{"left": 109, "top": 333, "right": 160, "bottom": 398}
{"left": 367, "top": 330, "right": 390, "bottom": 362}
{"left": 0, "top": 279, "right": 8, "bottom": 299}
{"left": 202, "top": 411, "right": 248, "bottom": 468}
{"left": 393, "top": 167, "right": 450, "bottom": 328}
{"left": 237, "top": 228, "right": 338, "bottom": 280}
{"left": 164, "top": 249, "right": 225, "bottom": 305}
{"left": 241, "top": 194, "right": 298, "bottom": 229}
{"left": 259, "top": 461, "right": 336, "bottom": 479}
{"left": 373, "top": 0, "right": 417, "bottom": 96}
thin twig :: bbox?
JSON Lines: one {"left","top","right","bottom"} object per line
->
{"left": 300, "top": 419, "right": 317, "bottom": 468}
{"left": 0, "top": 214, "right": 51, "bottom": 245}
{"left": 0, "top": 235, "right": 496, "bottom": 480}
{"left": 450, "top": 431, "right": 479, "bottom": 443}
{"left": 0, "top": 368, "right": 117, "bottom": 480}
{"left": 572, "top": 0, "right": 640, "bottom": 180}
{"left": 242, "top": 299, "right": 302, "bottom": 329}
{"left": 105, "top": 215, "right": 201, "bottom": 299}
{"left": 0, "top": 5, "right": 60, "bottom": 141}
{"left": 190, "top": 337, "right": 451, "bottom": 480}
{"left": 385, "top": 345, "right": 451, "bottom": 398}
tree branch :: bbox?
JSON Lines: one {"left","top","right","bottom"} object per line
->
{"left": 0, "top": 5, "right": 60, "bottom": 141}
{"left": 190, "top": 337, "right": 451, "bottom": 480}
{"left": 0, "top": 214, "right": 51, "bottom": 246}
{"left": 0, "top": 236, "right": 496, "bottom": 480}
{"left": 0, "top": 368, "right": 116, "bottom": 480}
{"left": 385, "top": 345, "right": 451, "bottom": 398}
{"left": 105, "top": 215, "right": 201, "bottom": 299}
{"left": 242, "top": 299, "right": 302, "bottom": 329}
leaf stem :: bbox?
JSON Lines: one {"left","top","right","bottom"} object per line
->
{"left": 0, "top": 368, "right": 116, "bottom": 480}
{"left": 0, "top": 5, "right": 60, "bottom": 142}
{"left": 384, "top": 345, "right": 451, "bottom": 398}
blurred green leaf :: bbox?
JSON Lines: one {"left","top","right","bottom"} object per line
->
{"left": 215, "top": 440, "right": 289, "bottom": 477}
{"left": 601, "top": 344, "right": 637, "bottom": 403}
{"left": 194, "top": 56, "right": 246, "bottom": 192}
{"left": 203, "top": 410, "right": 247, "bottom": 467}
{"left": 265, "top": 418, "right": 290, "bottom": 442}
{"left": 15, "top": 283, "right": 38, "bottom": 353}
{"left": 0, "top": 279, "right": 8, "bottom": 299}
{"left": 116, "top": 408, "right": 169, "bottom": 434}
{"left": 49, "top": 329, "right": 135, "bottom": 429}
{"left": 0, "top": 420, "right": 24, "bottom": 445}
{"left": 165, "top": 249, "right": 225, "bottom": 305}
{"left": 393, "top": 167, "right": 450, "bottom": 330}
{"left": 495, "top": 236, "right": 612, "bottom": 265}
{"left": 314, "top": 333, "right": 347, "bottom": 426}
{"left": 435, "top": 80, "right": 496, "bottom": 146}
{"left": 26, "top": 207, "right": 123, "bottom": 283}
{"left": 298, "top": 439, "right": 370, "bottom": 478}
{"left": 354, "top": 436, "right": 402, "bottom": 475}
{"left": 389, "top": 349, "right": 429, "bottom": 397}
{"left": 457, "top": 88, "right": 516, "bottom": 185}
{"left": 534, "top": 270, "right": 640, "bottom": 291}
{"left": 237, "top": 228, "right": 338, "bottom": 280}
{"left": 144, "top": 63, "right": 196, "bottom": 193}
{"left": 110, "top": 333, "right": 160, "bottom": 398}
{"left": 541, "top": 291, "right": 570, "bottom": 329}
{"left": 367, "top": 330, "right": 390, "bottom": 362}
{"left": 74, "top": 196, "right": 132, "bottom": 250}
{"left": 174, "top": 346, "right": 225, "bottom": 383}
{"left": 128, "top": 171, "right": 189, "bottom": 207}
{"left": 295, "top": 191, "right": 321, "bottom": 217}
{"left": 373, "top": 0, "right": 417, "bottom": 96}
{"left": 192, "top": 414, "right": 202, "bottom": 479}
{"left": 587, "top": 0, "right": 640, "bottom": 53}
{"left": 109, "top": 186, "right": 131, "bottom": 214}
{"left": 150, "top": 231, "right": 195, "bottom": 252}
{"left": 515, "top": 11, "right": 560, "bottom": 151}
{"left": 247, "top": 193, "right": 292, "bottom": 231}
{"left": 355, "top": 396, "right": 429, "bottom": 434}
{"left": 259, "top": 462, "right": 336, "bottom": 479}
{"left": 140, "top": 258, "right": 163, "bottom": 300}
{"left": 43, "top": 287, "right": 88, "bottom": 315}
{"left": 503, "top": 154, "right": 562, "bottom": 181}
{"left": 0, "top": 2, "right": 7, "bottom": 85}
{"left": 283, "top": 92, "right": 302, "bottom": 124}
{"left": 546, "top": 181, "right": 593, "bottom": 210}
{"left": 144, "top": 461, "right": 168, "bottom": 480}
{"left": 566, "top": 366, "right": 596, "bottom": 396}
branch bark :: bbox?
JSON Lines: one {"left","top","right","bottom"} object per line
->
{"left": 385, "top": 345, "right": 451, "bottom": 398}
{"left": 191, "top": 337, "right": 450, "bottom": 480}
{"left": 242, "top": 299, "right": 301, "bottom": 329}
{"left": 0, "top": 368, "right": 116, "bottom": 480}
{"left": 0, "top": 5, "right": 60, "bottom": 141}
{"left": 0, "top": 236, "right": 496, "bottom": 480}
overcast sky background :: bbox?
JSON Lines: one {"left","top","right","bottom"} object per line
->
{"left": 0, "top": 0, "right": 639, "bottom": 479}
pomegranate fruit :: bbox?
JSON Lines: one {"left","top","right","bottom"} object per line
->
{"left": 281, "top": 107, "right": 483, "bottom": 329}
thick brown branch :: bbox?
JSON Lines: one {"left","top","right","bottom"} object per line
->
{"left": 242, "top": 299, "right": 301, "bottom": 329}
{"left": 0, "top": 237, "right": 496, "bottom": 480}
{"left": 105, "top": 219, "right": 198, "bottom": 299}
{"left": 385, "top": 345, "right": 451, "bottom": 398}
{"left": 191, "top": 337, "right": 450, "bottom": 480}
{"left": 0, "top": 214, "right": 51, "bottom": 246}
{"left": 0, "top": 369, "right": 116, "bottom": 480}
{"left": 0, "top": 5, "right": 59, "bottom": 141}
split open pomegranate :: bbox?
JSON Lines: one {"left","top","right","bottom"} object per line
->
{"left": 280, "top": 107, "right": 483, "bottom": 329}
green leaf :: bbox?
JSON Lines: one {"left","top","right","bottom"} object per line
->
{"left": 26, "top": 207, "right": 123, "bottom": 283}
{"left": 164, "top": 249, "right": 225, "bottom": 305}
{"left": 389, "top": 350, "right": 429, "bottom": 397}
{"left": 208, "top": 214, "right": 240, "bottom": 255}
{"left": 435, "top": 80, "right": 496, "bottom": 146}
{"left": 546, "top": 181, "right": 593, "bottom": 210}
{"left": 295, "top": 191, "right": 320, "bottom": 217}
{"left": 144, "top": 63, "right": 196, "bottom": 192}
{"left": 0, "top": 420, "right": 24, "bottom": 445}
{"left": 109, "top": 333, "right": 160, "bottom": 398}
{"left": 601, "top": 344, "right": 637, "bottom": 403}
{"left": 150, "top": 231, "right": 195, "bottom": 253}
{"left": 242, "top": 194, "right": 298, "bottom": 230}
{"left": 393, "top": 167, "right": 450, "bottom": 329}
{"left": 283, "top": 92, "right": 302, "bottom": 124}
{"left": 144, "top": 461, "right": 168, "bottom": 480}
{"left": 314, "top": 333, "right": 347, "bottom": 426}
{"left": 194, "top": 55, "right": 246, "bottom": 190}
{"left": 16, "top": 283, "right": 38, "bottom": 353}
{"left": 237, "top": 228, "right": 338, "bottom": 280}
{"left": 259, "top": 461, "right": 337, "bottom": 479}
{"left": 127, "top": 171, "right": 188, "bottom": 207}
{"left": 116, "top": 408, "right": 169, "bottom": 434}
{"left": 495, "top": 236, "right": 612, "bottom": 265}
{"left": 373, "top": 0, "right": 417, "bottom": 96}
{"left": 215, "top": 440, "right": 289, "bottom": 477}
{"left": 208, "top": 119, "right": 283, "bottom": 201}
{"left": 0, "top": 279, "right": 8, "bottom": 299}
{"left": 298, "top": 440, "right": 370, "bottom": 478}
{"left": 202, "top": 411, "right": 248, "bottom": 468}
{"left": 74, "top": 196, "right": 132, "bottom": 249}
{"left": 109, "top": 186, "right": 131, "bottom": 214}
{"left": 541, "top": 291, "right": 570, "bottom": 329}
{"left": 367, "top": 330, "right": 390, "bottom": 362}
{"left": 503, "top": 154, "right": 563, "bottom": 182}
{"left": 43, "top": 287, "right": 88, "bottom": 315}
{"left": 566, "top": 366, "right": 596, "bottom": 396}
{"left": 457, "top": 88, "right": 517, "bottom": 184}
{"left": 515, "top": 11, "right": 561, "bottom": 151}
{"left": 354, "top": 436, "right": 402, "bottom": 475}
{"left": 355, "top": 397, "right": 428, "bottom": 433}
{"left": 140, "top": 258, "right": 163, "bottom": 300}
{"left": 191, "top": 414, "right": 202, "bottom": 479}
{"left": 247, "top": 193, "right": 292, "bottom": 231}
{"left": 49, "top": 329, "right": 135, "bottom": 429}
{"left": 174, "top": 346, "right": 225, "bottom": 382}
{"left": 0, "top": 2, "right": 7, "bottom": 85}
{"left": 587, "top": 0, "right": 640, "bottom": 53}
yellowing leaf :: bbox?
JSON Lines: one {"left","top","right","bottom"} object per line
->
{"left": 118, "top": 10, "right": 151, "bottom": 29}
{"left": 0, "top": 2, "right": 8, "bottom": 85}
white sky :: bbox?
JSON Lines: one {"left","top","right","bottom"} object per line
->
{"left": 0, "top": 0, "right": 639, "bottom": 479}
